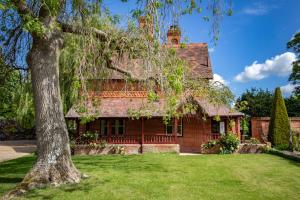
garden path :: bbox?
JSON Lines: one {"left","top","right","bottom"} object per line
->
{"left": 0, "top": 140, "right": 36, "bottom": 162}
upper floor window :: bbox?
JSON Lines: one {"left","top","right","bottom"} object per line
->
{"left": 166, "top": 118, "right": 183, "bottom": 136}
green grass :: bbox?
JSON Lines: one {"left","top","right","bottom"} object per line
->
{"left": 0, "top": 154, "right": 300, "bottom": 200}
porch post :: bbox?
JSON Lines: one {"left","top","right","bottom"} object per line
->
{"left": 235, "top": 117, "right": 241, "bottom": 140}
{"left": 141, "top": 117, "right": 144, "bottom": 153}
{"left": 173, "top": 118, "right": 178, "bottom": 144}
{"left": 141, "top": 118, "right": 144, "bottom": 144}
{"left": 75, "top": 118, "right": 80, "bottom": 138}
{"left": 108, "top": 119, "right": 112, "bottom": 143}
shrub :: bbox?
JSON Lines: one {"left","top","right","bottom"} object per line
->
{"left": 202, "top": 140, "right": 218, "bottom": 149}
{"left": 81, "top": 131, "right": 99, "bottom": 143}
{"left": 246, "top": 138, "right": 260, "bottom": 144}
{"left": 274, "top": 144, "right": 290, "bottom": 151}
{"left": 219, "top": 132, "right": 240, "bottom": 154}
{"left": 111, "top": 145, "right": 125, "bottom": 155}
{"left": 292, "top": 129, "right": 300, "bottom": 151}
{"left": 268, "top": 88, "right": 291, "bottom": 147}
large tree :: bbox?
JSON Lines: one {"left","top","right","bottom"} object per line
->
{"left": 285, "top": 95, "right": 300, "bottom": 117}
{"left": 236, "top": 87, "right": 300, "bottom": 118}
{"left": 235, "top": 87, "right": 273, "bottom": 117}
{"left": 287, "top": 32, "right": 300, "bottom": 96}
{"left": 0, "top": 0, "right": 232, "bottom": 197}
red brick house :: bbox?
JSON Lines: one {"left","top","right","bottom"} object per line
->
{"left": 66, "top": 25, "right": 243, "bottom": 153}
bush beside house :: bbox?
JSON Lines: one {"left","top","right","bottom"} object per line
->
{"left": 201, "top": 133, "right": 240, "bottom": 154}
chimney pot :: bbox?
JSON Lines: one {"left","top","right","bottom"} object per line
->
{"left": 167, "top": 25, "right": 181, "bottom": 45}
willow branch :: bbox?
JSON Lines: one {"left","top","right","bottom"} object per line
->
{"left": 61, "top": 23, "right": 107, "bottom": 40}
{"left": 106, "top": 60, "right": 133, "bottom": 78}
{"left": 12, "top": 0, "right": 32, "bottom": 16}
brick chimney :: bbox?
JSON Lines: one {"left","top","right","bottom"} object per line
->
{"left": 139, "top": 16, "right": 153, "bottom": 38}
{"left": 167, "top": 25, "right": 181, "bottom": 45}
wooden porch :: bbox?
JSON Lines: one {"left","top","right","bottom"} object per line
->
{"left": 75, "top": 133, "right": 221, "bottom": 145}
{"left": 72, "top": 116, "right": 233, "bottom": 153}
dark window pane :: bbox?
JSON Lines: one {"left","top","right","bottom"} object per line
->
{"left": 119, "top": 127, "right": 124, "bottom": 135}
{"left": 166, "top": 125, "right": 173, "bottom": 135}
{"left": 100, "top": 120, "right": 108, "bottom": 136}
{"left": 111, "top": 120, "right": 116, "bottom": 135}
{"left": 212, "top": 120, "right": 220, "bottom": 134}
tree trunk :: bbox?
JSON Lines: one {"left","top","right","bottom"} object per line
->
{"left": 12, "top": 30, "right": 81, "bottom": 194}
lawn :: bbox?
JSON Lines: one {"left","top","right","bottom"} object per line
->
{"left": 0, "top": 154, "right": 300, "bottom": 200}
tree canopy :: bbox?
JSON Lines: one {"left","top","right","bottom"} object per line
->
{"left": 0, "top": 0, "right": 234, "bottom": 125}
{"left": 0, "top": 0, "right": 234, "bottom": 197}
{"left": 287, "top": 32, "right": 300, "bottom": 97}
{"left": 235, "top": 88, "right": 273, "bottom": 117}
{"left": 236, "top": 87, "right": 300, "bottom": 118}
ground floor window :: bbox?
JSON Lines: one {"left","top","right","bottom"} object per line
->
{"left": 100, "top": 119, "right": 125, "bottom": 135}
{"left": 112, "top": 119, "right": 125, "bottom": 135}
{"left": 100, "top": 120, "right": 108, "bottom": 135}
{"left": 166, "top": 118, "right": 183, "bottom": 136}
{"left": 211, "top": 119, "right": 225, "bottom": 135}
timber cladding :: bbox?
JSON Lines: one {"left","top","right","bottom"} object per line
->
{"left": 77, "top": 116, "right": 241, "bottom": 153}
{"left": 178, "top": 117, "right": 211, "bottom": 153}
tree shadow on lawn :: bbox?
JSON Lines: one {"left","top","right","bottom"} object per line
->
{"left": 24, "top": 180, "right": 98, "bottom": 200}
{"left": 0, "top": 156, "right": 36, "bottom": 196}
{"left": 0, "top": 177, "right": 23, "bottom": 184}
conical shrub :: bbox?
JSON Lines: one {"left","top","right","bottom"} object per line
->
{"left": 268, "top": 87, "right": 290, "bottom": 147}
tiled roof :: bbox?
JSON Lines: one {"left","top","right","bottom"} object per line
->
{"left": 66, "top": 98, "right": 167, "bottom": 118}
{"left": 171, "top": 43, "right": 213, "bottom": 79}
{"left": 107, "top": 43, "right": 213, "bottom": 80}
{"left": 66, "top": 96, "right": 243, "bottom": 118}
{"left": 194, "top": 98, "right": 244, "bottom": 117}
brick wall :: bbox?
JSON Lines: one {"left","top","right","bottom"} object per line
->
{"left": 251, "top": 117, "right": 300, "bottom": 142}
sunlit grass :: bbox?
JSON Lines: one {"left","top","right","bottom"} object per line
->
{"left": 0, "top": 154, "right": 299, "bottom": 200}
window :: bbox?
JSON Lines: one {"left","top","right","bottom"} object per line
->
{"left": 100, "top": 120, "right": 108, "bottom": 135}
{"left": 114, "top": 119, "right": 125, "bottom": 135}
{"left": 211, "top": 119, "right": 225, "bottom": 134}
{"left": 166, "top": 118, "right": 183, "bottom": 136}
{"left": 101, "top": 119, "right": 125, "bottom": 135}
{"left": 166, "top": 123, "right": 173, "bottom": 135}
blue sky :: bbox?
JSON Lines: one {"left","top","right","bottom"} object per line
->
{"left": 105, "top": 0, "right": 300, "bottom": 98}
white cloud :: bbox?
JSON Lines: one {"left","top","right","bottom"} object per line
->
{"left": 281, "top": 83, "right": 298, "bottom": 95}
{"left": 242, "top": 2, "right": 270, "bottom": 16}
{"left": 234, "top": 52, "right": 296, "bottom": 82}
{"left": 211, "top": 73, "right": 228, "bottom": 86}
{"left": 208, "top": 47, "right": 215, "bottom": 53}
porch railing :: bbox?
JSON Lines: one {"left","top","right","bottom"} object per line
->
{"left": 200, "top": 133, "right": 221, "bottom": 144}
{"left": 76, "top": 134, "right": 176, "bottom": 144}
{"left": 109, "top": 135, "right": 140, "bottom": 144}
{"left": 76, "top": 133, "right": 220, "bottom": 145}
{"left": 144, "top": 134, "right": 176, "bottom": 144}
